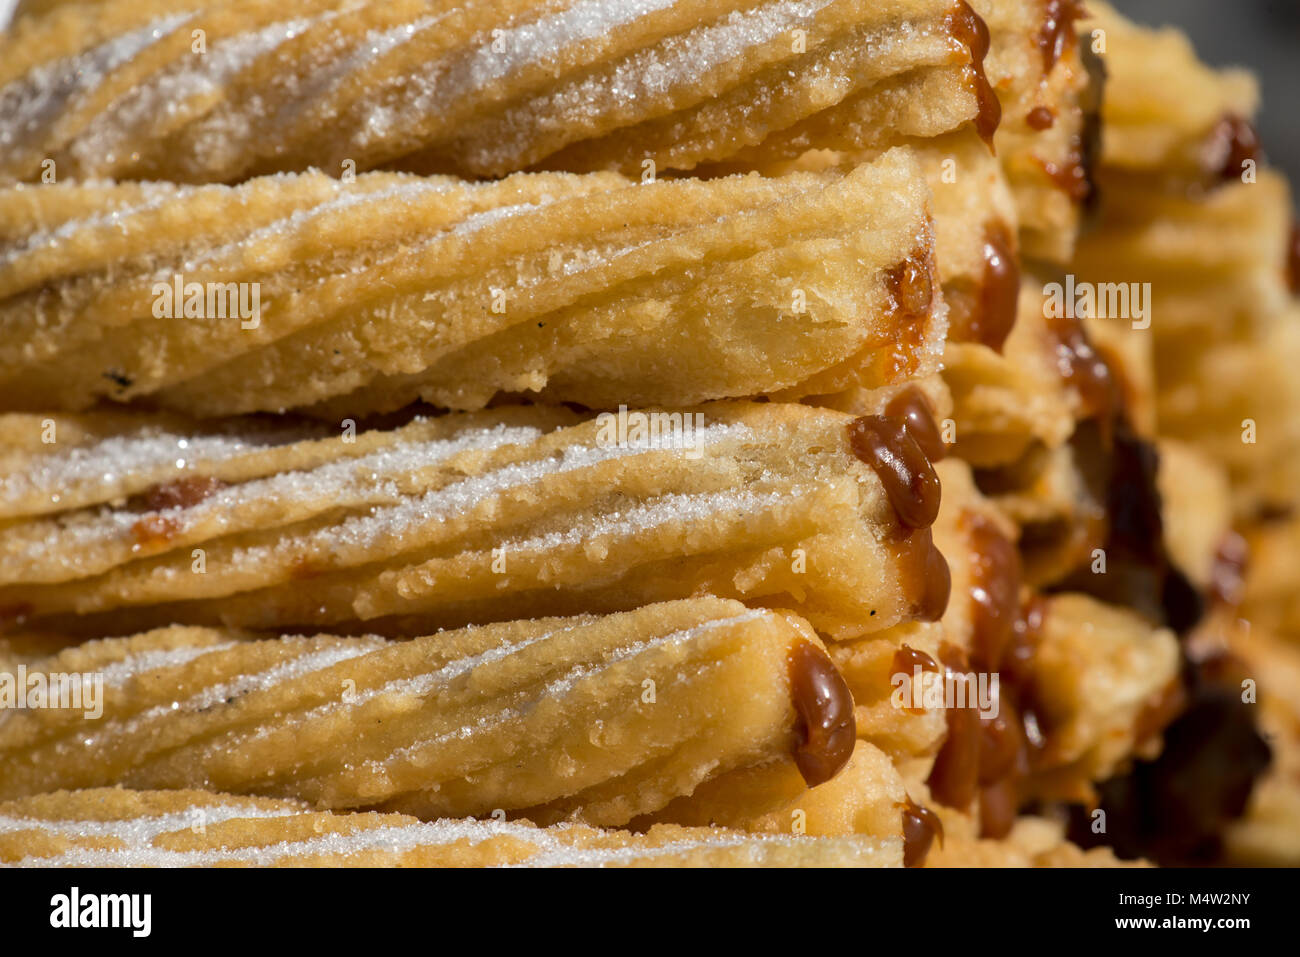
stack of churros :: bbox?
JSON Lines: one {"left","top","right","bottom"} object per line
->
{"left": 0, "top": 0, "right": 1293, "bottom": 868}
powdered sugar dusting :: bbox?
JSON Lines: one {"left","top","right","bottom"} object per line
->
{"left": 0, "top": 14, "right": 192, "bottom": 152}
{"left": 0, "top": 420, "right": 318, "bottom": 512}
{"left": 96, "top": 641, "right": 239, "bottom": 689}
{"left": 193, "top": 421, "right": 753, "bottom": 576}
{"left": 69, "top": 15, "right": 329, "bottom": 171}
{"left": 4, "top": 804, "right": 886, "bottom": 867}
{"left": 175, "top": 177, "right": 457, "bottom": 275}
{"left": 501, "top": 485, "right": 796, "bottom": 554}
{"left": 0, "top": 803, "right": 300, "bottom": 839}
{"left": 2, "top": 424, "right": 543, "bottom": 579}
{"left": 90, "top": 637, "right": 390, "bottom": 751}
{"left": 457, "top": 0, "right": 836, "bottom": 169}
{"left": 5, "top": 813, "right": 557, "bottom": 867}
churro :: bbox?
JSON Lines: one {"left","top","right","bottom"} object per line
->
{"left": 0, "top": 599, "right": 859, "bottom": 824}
{"left": 0, "top": 0, "right": 992, "bottom": 184}
{"left": 0, "top": 401, "right": 949, "bottom": 639}
{"left": 0, "top": 152, "right": 941, "bottom": 416}
{"left": 0, "top": 787, "right": 901, "bottom": 867}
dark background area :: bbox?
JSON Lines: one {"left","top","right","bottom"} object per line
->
{"left": 1115, "top": 0, "right": 1299, "bottom": 207}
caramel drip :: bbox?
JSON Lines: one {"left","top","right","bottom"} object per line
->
{"left": 136, "top": 475, "right": 227, "bottom": 512}
{"left": 977, "top": 706, "right": 1025, "bottom": 786}
{"left": 972, "top": 223, "right": 1020, "bottom": 352}
{"left": 130, "top": 514, "right": 183, "bottom": 548}
{"left": 787, "top": 641, "right": 856, "bottom": 787}
{"left": 1025, "top": 106, "right": 1055, "bottom": 130}
{"left": 900, "top": 797, "right": 944, "bottom": 868}
{"left": 947, "top": 1, "right": 1001, "bottom": 147}
{"left": 1044, "top": 311, "right": 1116, "bottom": 422}
{"left": 976, "top": 776, "right": 1019, "bottom": 840}
{"left": 892, "top": 643, "right": 941, "bottom": 716}
{"left": 886, "top": 256, "right": 934, "bottom": 321}
{"left": 888, "top": 528, "right": 952, "bottom": 623}
{"left": 926, "top": 514, "right": 1050, "bottom": 837}
{"left": 920, "top": 537, "right": 953, "bottom": 622}
{"left": 926, "top": 642, "right": 981, "bottom": 809}
{"left": 964, "top": 513, "right": 1022, "bottom": 673}
{"left": 883, "top": 253, "right": 936, "bottom": 380}
{"left": 885, "top": 386, "right": 947, "bottom": 462}
{"left": 1036, "top": 0, "right": 1085, "bottom": 72}
{"left": 1208, "top": 114, "right": 1260, "bottom": 183}
{"left": 892, "top": 644, "right": 941, "bottom": 677}
{"left": 847, "top": 417, "right": 942, "bottom": 529}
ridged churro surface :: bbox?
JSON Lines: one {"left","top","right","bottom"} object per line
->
{"left": 0, "top": 0, "right": 990, "bottom": 183}
{"left": 0, "top": 151, "right": 941, "bottom": 416}
{"left": 0, "top": 787, "right": 901, "bottom": 867}
{"left": 0, "top": 599, "right": 860, "bottom": 825}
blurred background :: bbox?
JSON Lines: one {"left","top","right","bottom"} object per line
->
{"left": 1115, "top": 0, "right": 1299, "bottom": 201}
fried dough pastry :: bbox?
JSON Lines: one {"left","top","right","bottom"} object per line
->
{"left": 644, "top": 740, "right": 905, "bottom": 835}
{"left": 974, "top": 0, "right": 1097, "bottom": 265}
{"left": 1243, "top": 516, "right": 1300, "bottom": 644}
{"left": 0, "top": 401, "right": 949, "bottom": 638}
{"left": 0, "top": 0, "right": 991, "bottom": 184}
{"left": 890, "top": 458, "right": 1188, "bottom": 841}
{"left": 924, "top": 808, "right": 1140, "bottom": 867}
{"left": 942, "top": 274, "right": 1082, "bottom": 469}
{"left": 1083, "top": 2, "right": 1260, "bottom": 193}
{"left": 1024, "top": 594, "right": 1180, "bottom": 798}
{"left": 0, "top": 151, "right": 941, "bottom": 416}
{"left": 0, "top": 599, "right": 861, "bottom": 824}
{"left": 918, "top": 131, "right": 1021, "bottom": 352}
{"left": 0, "top": 788, "right": 901, "bottom": 867}
{"left": 1072, "top": 3, "right": 1296, "bottom": 519}
{"left": 1220, "top": 621, "right": 1300, "bottom": 866}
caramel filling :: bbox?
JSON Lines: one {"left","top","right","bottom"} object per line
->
{"left": 1044, "top": 311, "right": 1117, "bottom": 422}
{"left": 882, "top": 252, "right": 937, "bottom": 381}
{"left": 1036, "top": 0, "right": 1086, "bottom": 72}
{"left": 927, "top": 515, "right": 1050, "bottom": 838}
{"left": 135, "top": 475, "right": 227, "bottom": 512}
{"left": 847, "top": 417, "right": 942, "bottom": 530}
{"left": 892, "top": 643, "right": 941, "bottom": 715}
{"left": 886, "top": 386, "right": 948, "bottom": 462}
{"left": 901, "top": 796, "right": 944, "bottom": 868}
{"left": 947, "top": 1, "right": 1001, "bottom": 147}
{"left": 974, "top": 224, "right": 1020, "bottom": 352}
{"left": 1206, "top": 114, "right": 1260, "bottom": 183}
{"left": 1025, "top": 106, "right": 1056, "bottom": 131}
{"left": 787, "top": 641, "right": 857, "bottom": 787}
